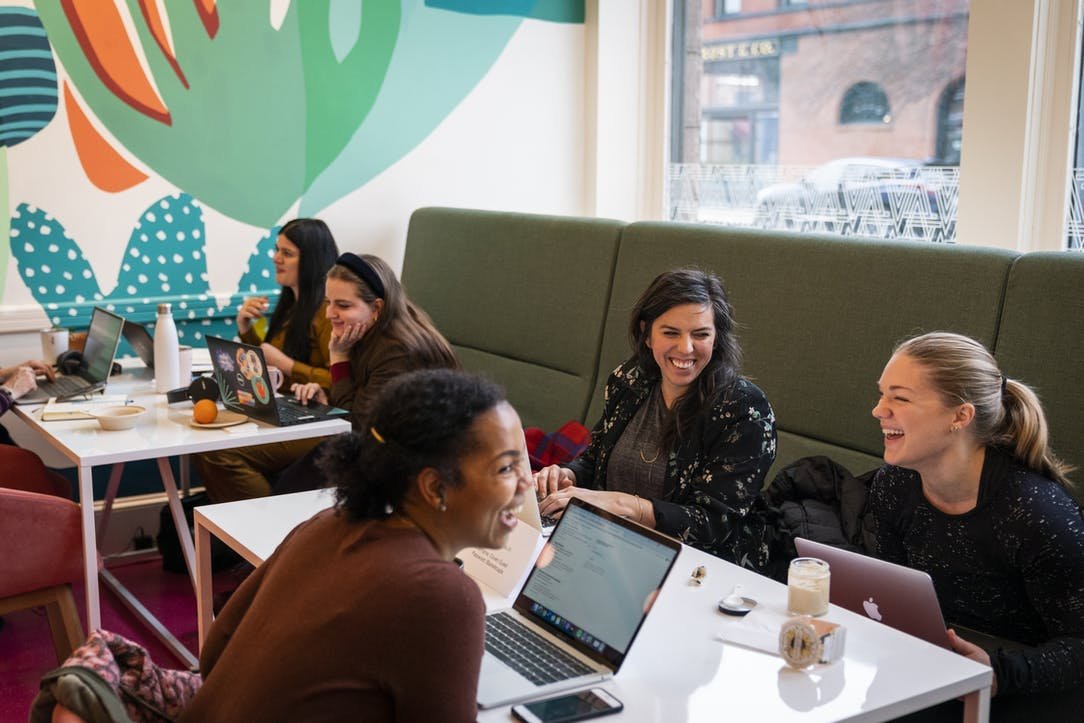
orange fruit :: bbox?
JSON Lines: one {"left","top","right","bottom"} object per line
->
{"left": 193, "top": 398, "right": 218, "bottom": 424}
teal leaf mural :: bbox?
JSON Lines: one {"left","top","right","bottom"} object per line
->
{"left": 10, "top": 194, "right": 281, "bottom": 347}
{"left": 0, "top": 6, "right": 57, "bottom": 148}
{"left": 0, "top": 5, "right": 59, "bottom": 303}
{"left": 32, "top": 0, "right": 584, "bottom": 228}
{"left": 425, "top": 0, "right": 585, "bottom": 23}
{"left": 34, "top": 1, "right": 400, "bottom": 227}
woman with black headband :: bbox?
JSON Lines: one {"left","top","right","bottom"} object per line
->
{"left": 274, "top": 252, "right": 459, "bottom": 494}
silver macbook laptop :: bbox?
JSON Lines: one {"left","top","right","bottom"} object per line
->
{"left": 477, "top": 497, "right": 682, "bottom": 709}
{"left": 794, "top": 537, "right": 950, "bottom": 649}
{"left": 121, "top": 320, "right": 156, "bottom": 368}
{"left": 22, "top": 307, "right": 125, "bottom": 403}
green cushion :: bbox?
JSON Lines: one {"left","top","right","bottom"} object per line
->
{"left": 588, "top": 223, "right": 1017, "bottom": 463}
{"left": 995, "top": 252, "right": 1084, "bottom": 500}
{"left": 402, "top": 207, "right": 622, "bottom": 429}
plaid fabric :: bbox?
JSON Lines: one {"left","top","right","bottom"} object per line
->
{"left": 524, "top": 420, "right": 591, "bottom": 471}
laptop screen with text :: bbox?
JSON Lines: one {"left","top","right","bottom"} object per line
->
{"left": 514, "top": 500, "right": 680, "bottom": 667}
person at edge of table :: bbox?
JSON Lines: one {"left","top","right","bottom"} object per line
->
{"left": 44, "top": 369, "right": 530, "bottom": 722}
{"left": 0, "top": 359, "right": 71, "bottom": 498}
{"left": 192, "top": 217, "right": 338, "bottom": 502}
{"left": 273, "top": 252, "right": 459, "bottom": 494}
{"left": 180, "top": 369, "right": 531, "bottom": 721}
{"left": 535, "top": 267, "right": 779, "bottom": 573}
{"left": 869, "top": 331, "right": 1084, "bottom": 720}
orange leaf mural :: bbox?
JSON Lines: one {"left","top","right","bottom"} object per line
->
{"left": 64, "top": 83, "right": 147, "bottom": 193}
{"left": 194, "top": 0, "right": 219, "bottom": 39}
{"left": 59, "top": 0, "right": 171, "bottom": 125}
{"left": 136, "top": 0, "right": 189, "bottom": 89}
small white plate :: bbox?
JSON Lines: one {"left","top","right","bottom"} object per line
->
{"left": 188, "top": 410, "right": 248, "bottom": 429}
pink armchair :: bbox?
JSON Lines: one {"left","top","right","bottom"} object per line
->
{"left": 0, "top": 446, "right": 85, "bottom": 663}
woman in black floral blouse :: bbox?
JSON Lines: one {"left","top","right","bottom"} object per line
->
{"left": 536, "top": 268, "right": 778, "bottom": 571}
{"left": 870, "top": 332, "right": 1083, "bottom": 716}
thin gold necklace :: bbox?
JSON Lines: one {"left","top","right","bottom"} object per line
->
{"left": 639, "top": 446, "right": 660, "bottom": 464}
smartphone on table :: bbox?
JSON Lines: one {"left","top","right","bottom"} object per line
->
{"left": 511, "top": 687, "right": 623, "bottom": 723}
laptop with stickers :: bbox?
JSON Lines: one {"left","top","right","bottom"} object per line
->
{"left": 205, "top": 335, "right": 348, "bottom": 427}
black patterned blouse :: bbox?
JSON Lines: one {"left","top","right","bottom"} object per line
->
{"left": 870, "top": 446, "right": 1084, "bottom": 696}
{"left": 565, "top": 359, "right": 777, "bottom": 571}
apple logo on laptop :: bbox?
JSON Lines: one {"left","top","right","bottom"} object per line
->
{"left": 863, "top": 597, "right": 883, "bottom": 621}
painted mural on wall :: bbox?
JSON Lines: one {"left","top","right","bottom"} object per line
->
{"left": 3, "top": 0, "right": 583, "bottom": 345}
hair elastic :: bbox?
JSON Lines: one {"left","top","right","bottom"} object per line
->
{"left": 1001, "top": 373, "right": 1008, "bottom": 394}
{"left": 336, "top": 252, "right": 386, "bottom": 299}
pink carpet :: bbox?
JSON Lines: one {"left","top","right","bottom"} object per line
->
{"left": 0, "top": 556, "right": 242, "bottom": 721}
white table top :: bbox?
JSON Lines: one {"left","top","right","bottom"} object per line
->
{"left": 11, "top": 363, "right": 351, "bottom": 465}
{"left": 195, "top": 490, "right": 991, "bottom": 722}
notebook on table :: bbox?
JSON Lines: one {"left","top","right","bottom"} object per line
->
{"left": 793, "top": 537, "right": 951, "bottom": 649}
{"left": 21, "top": 307, "right": 125, "bottom": 403}
{"left": 477, "top": 497, "right": 682, "bottom": 709}
{"left": 205, "top": 335, "right": 348, "bottom": 427}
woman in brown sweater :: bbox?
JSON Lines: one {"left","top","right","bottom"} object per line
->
{"left": 181, "top": 369, "right": 532, "bottom": 721}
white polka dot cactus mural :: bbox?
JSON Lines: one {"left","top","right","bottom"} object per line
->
{"left": 11, "top": 193, "right": 280, "bottom": 346}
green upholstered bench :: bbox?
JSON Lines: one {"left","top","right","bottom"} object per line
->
{"left": 402, "top": 207, "right": 622, "bottom": 430}
{"left": 588, "top": 222, "right": 1018, "bottom": 485}
{"left": 994, "top": 251, "right": 1084, "bottom": 500}
{"left": 401, "top": 207, "right": 1081, "bottom": 501}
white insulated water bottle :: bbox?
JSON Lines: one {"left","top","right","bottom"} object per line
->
{"left": 154, "top": 303, "right": 180, "bottom": 392}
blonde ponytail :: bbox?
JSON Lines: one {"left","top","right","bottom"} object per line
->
{"left": 895, "top": 332, "right": 1074, "bottom": 489}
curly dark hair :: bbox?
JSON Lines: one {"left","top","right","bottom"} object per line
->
{"left": 265, "top": 218, "right": 339, "bottom": 362}
{"left": 627, "top": 267, "right": 742, "bottom": 449}
{"left": 318, "top": 369, "right": 506, "bottom": 521}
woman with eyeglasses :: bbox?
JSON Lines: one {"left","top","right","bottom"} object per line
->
{"left": 194, "top": 218, "right": 338, "bottom": 502}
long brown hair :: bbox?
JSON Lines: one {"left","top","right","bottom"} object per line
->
{"left": 895, "top": 332, "right": 1073, "bottom": 487}
{"left": 326, "top": 255, "right": 458, "bottom": 373}
{"left": 627, "top": 267, "right": 742, "bottom": 450}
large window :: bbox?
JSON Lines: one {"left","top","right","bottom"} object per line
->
{"left": 670, "top": 0, "right": 968, "bottom": 242}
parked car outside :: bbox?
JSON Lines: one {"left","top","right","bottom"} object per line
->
{"left": 753, "top": 157, "right": 946, "bottom": 240}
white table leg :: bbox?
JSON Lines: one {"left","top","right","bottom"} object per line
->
{"left": 157, "top": 457, "right": 197, "bottom": 591}
{"left": 962, "top": 685, "right": 991, "bottom": 722}
{"left": 78, "top": 464, "right": 100, "bottom": 631}
{"left": 195, "top": 511, "right": 214, "bottom": 650}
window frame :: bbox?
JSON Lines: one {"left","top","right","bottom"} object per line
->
{"left": 648, "top": 0, "right": 1084, "bottom": 252}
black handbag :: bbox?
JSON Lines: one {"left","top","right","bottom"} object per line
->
{"left": 156, "top": 492, "right": 239, "bottom": 573}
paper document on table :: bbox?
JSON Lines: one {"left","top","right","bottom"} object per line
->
{"left": 41, "top": 395, "right": 131, "bottom": 421}
{"left": 190, "top": 347, "right": 213, "bottom": 373}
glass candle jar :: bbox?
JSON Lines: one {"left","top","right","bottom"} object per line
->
{"left": 787, "top": 557, "right": 830, "bottom": 616}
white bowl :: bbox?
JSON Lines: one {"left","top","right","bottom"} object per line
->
{"left": 92, "top": 405, "right": 147, "bottom": 431}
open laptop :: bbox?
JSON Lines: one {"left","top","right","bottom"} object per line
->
{"left": 22, "top": 307, "right": 125, "bottom": 403}
{"left": 205, "top": 335, "right": 348, "bottom": 427}
{"left": 477, "top": 497, "right": 682, "bottom": 709}
{"left": 122, "top": 320, "right": 156, "bottom": 368}
{"left": 794, "top": 537, "right": 951, "bottom": 649}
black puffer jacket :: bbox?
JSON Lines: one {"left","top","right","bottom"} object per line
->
{"left": 762, "top": 456, "right": 877, "bottom": 570}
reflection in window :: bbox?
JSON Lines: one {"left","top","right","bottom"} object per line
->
{"left": 840, "top": 82, "right": 891, "bottom": 125}
{"left": 936, "top": 78, "right": 965, "bottom": 165}
{"left": 669, "top": 1, "right": 968, "bottom": 241}
{"left": 715, "top": 0, "right": 741, "bottom": 16}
